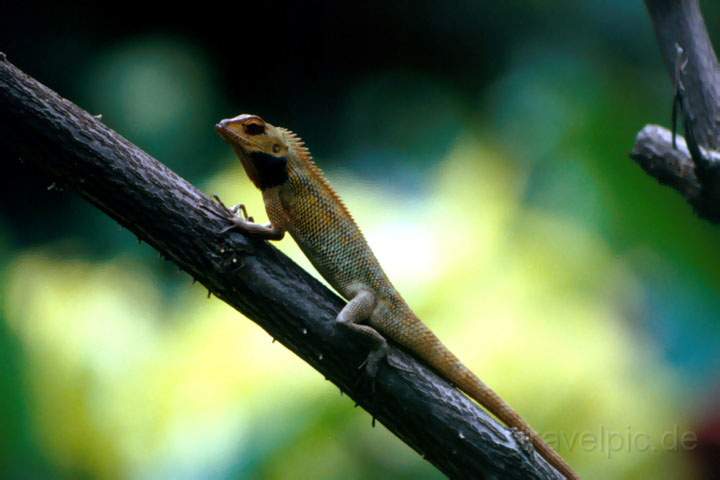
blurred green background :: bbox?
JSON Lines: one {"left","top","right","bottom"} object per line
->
{"left": 2, "top": 1, "right": 720, "bottom": 479}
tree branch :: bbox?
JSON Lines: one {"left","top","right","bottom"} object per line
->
{"left": 0, "top": 56, "right": 564, "bottom": 479}
{"left": 631, "top": 124, "right": 702, "bottom": 200}
{"left": 632, "top": 0, "right": 720, "bottom": 221}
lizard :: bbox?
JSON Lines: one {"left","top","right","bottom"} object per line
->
{"left": 213, "top": 113, "right": 579, "bottom": 480}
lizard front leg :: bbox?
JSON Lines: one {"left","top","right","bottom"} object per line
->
{"left": 228, "top": 203, "right": 254, "bottom": 223}
{"left": 337, "top": 290, "right": 388, "bottom": 378}
{"left": 211, "top": 194, "right": 285, "bottom": 240}
{"left": 221, "top": 217, "right": 285, "bottom": 240}
{"left": 211, "top": 194, "right": 253, "bottom": 222}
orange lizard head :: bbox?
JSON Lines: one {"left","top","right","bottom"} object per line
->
{"left": 216, "top": 114, "right": 291, "bottom": 190}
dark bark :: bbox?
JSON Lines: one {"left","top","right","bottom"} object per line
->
{"left": 631, "top": 124, "right": 703, "bottom": 201}
{"left": 0, "top": 56, "right": 564, "bottom": 479}
{"left": 632, "top": 0, "right": 720, "bottom": 221}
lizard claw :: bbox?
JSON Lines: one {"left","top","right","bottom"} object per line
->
{"left": 229, "top": 203, "right": 253, "bottom": 222}
{"left": 212, "top": 195, "right": 254, "bottom": 222}
{"left": 220, "top": 217, "right": 253, "bottom": 235}
{"left": 354, "top": 365, "right": 377, "bottom": 398}
{"left": 210, "top": 194, "right": 261, "bottom": 236}
{"left": 212, "top": 194, "right": 230, "bottom": 211}
{"left": 354, "top": 343, "right": 388, "bottom": 397}
{"left": 358, "top": 345, "right": 387, "bottom": 379}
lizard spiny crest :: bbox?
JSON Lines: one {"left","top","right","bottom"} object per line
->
{"left": 280, "top": 127, "right": 357, "bottom": 225}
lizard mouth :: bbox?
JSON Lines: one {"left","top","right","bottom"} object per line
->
{"left": 215, "top": 120, "right": 265, "bottom": 188}
{"left": 216, "top": 121, "right": 250, "bottom": 146}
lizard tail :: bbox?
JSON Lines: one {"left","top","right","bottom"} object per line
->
{"left": 401, "top": 321, "right": 579, "bottom": 480}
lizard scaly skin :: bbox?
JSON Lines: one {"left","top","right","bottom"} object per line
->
{"left": 215, "top": 114, "right": 579, "bottom": 480}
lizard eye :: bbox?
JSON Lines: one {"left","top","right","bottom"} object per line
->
{"left": 272, "top": 144, "right": 282, "bottom": 153}
{"left": 244, "top": 122, "right": 265, "bottom": 136}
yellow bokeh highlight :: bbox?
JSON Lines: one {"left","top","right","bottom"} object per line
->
{"left": 4, "top": 253, "right": 317, "bottom": 479}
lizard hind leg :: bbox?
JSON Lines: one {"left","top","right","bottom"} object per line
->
{"left": 336, "top": 290, "right": 388, "bottom": 380}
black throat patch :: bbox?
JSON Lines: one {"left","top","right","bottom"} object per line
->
{"left": 248, "top": 151, "right": 289, "bottom": 190}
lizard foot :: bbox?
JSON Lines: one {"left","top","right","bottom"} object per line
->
{"left": 353, "top": 342, "right": 388, "bottom": 397}
{"left": 209, "top": 195, "right": 283, "bottom": 239}
{"left": 212, "top": 195, "right": 254, "bottom": 222}
{"left": 358, "top": 342, "right": 388, "bottom": 378}
{"left": 220, "top": 217, "right": 255, "bottom": 234}
{"left": 228, "top": 203, "right": 254, "bottom": 223}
